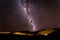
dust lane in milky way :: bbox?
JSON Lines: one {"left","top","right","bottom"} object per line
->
{"left": 21, "top": 4, "right": 37, "bottom": 32}
{"left": 19, "top": 0, "right": 37, "bottom": 31}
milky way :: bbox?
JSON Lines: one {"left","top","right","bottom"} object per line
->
{"left": 19, "top": 0, "right": 37, "bottom": 32}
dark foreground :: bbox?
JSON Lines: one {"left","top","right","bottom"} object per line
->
{"left": 0, "top": 29, "right": 60, "bottom": 40}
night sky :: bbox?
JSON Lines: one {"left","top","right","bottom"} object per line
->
{"left": 0, "top": 0, "right": 60, "bottom": 32}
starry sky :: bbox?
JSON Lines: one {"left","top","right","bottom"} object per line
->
{"left": 0, "top": 0, "right": 60, "bottom": 32}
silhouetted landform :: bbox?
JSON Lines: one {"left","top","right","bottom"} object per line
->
{"left": 0, "top": 28, "right": 60, "bottom": 40}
